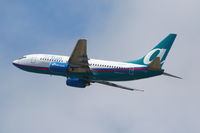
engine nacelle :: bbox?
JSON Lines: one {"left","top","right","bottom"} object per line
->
{"left": 49, "top": 62, "right": 68, "bottom": 74}
{"left": 66, "top": 78, "right": 90, "bottom": 88}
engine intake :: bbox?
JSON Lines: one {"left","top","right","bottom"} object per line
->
{"left": 66, "top": 78, "right": 90, "bottom": 88}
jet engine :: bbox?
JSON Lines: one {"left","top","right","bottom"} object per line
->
{"left": 66, "top": 78, "right": 90, "bottom": 88}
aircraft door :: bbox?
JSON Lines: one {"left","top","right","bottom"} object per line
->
{"left": 31, "top": 56, "right": 37, "bottom": 64}
{"left": 129, "top": 68, "right": 134, "bottom": 75}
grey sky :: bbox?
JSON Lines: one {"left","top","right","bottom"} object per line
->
{"left": 1, "top": 0, "right": 199, "bottom": 133}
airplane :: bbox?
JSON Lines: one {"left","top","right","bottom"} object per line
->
{"left": 12, "top": 34, "right": 181, "bottom": 91}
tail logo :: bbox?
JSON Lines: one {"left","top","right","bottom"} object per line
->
{"left": 143, "top": 48, "right": 167, "bottom": 64}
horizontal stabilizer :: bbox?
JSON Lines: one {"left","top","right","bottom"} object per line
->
{"left": 148, "top": 57, "right": 161, "bottom": 71}
{"left": 163, "top": 72, "right": 182, "bottom": 79}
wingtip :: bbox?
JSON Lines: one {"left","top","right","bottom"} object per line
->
{"left": 134, "top": 89, "right": 144, "bottom": 92}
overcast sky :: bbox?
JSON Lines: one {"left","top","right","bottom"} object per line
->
{"left": 1, "top": 0, "right": 200, "bottom": 133}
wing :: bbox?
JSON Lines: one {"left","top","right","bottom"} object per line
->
{"left": 95, "top": 81, "right": 144, "bottom": 91}
{"left": 67, "top": 39, "right": 91, "bottom": 73}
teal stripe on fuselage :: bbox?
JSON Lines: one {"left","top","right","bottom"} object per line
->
{"left": 90, "top": 68, "right": 163, "bottom": 81}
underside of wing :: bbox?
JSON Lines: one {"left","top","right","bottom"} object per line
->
{"left": 67, "top": 39, "right": 91, "bottom": 73}
{"left": 95, "top": 81, "right": 144, "bottom": 91}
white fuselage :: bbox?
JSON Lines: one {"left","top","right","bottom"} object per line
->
{"left": 13, "top": 54, "right": 145, "bottom": 71}
{"left": 13, "top": 54, "right": 149, "bottom": 81}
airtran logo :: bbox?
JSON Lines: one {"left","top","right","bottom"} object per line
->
{"left": 51, "top": 62, "right": 66, "bottom": 67}
{"left": 143, "top": 48, "right": 167, "bottom": 64}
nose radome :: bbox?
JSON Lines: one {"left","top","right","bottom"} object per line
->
{"left": 12, "top": 60, "right": 18, "bottom": 65}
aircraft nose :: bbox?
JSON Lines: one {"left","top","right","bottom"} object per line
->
{"left": 12, "top": 60, "right": 18, "bottom": 66}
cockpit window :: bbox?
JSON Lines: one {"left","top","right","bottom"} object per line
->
{"left": 18, "top": 56, "right": 26, "bottom": 60}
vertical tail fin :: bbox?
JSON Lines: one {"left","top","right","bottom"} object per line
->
{"left": 129, "top": 34, "right": 177, "bottom": 66}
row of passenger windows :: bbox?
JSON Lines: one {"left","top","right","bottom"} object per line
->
{"left": 39, "top": 57, "right": 124, "bottom": 68}
{"left": 40, "top": 58, "right": 63, "bottom": 62}
{"left": 89, "top": 64, "right": 125, "bottom": 69}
